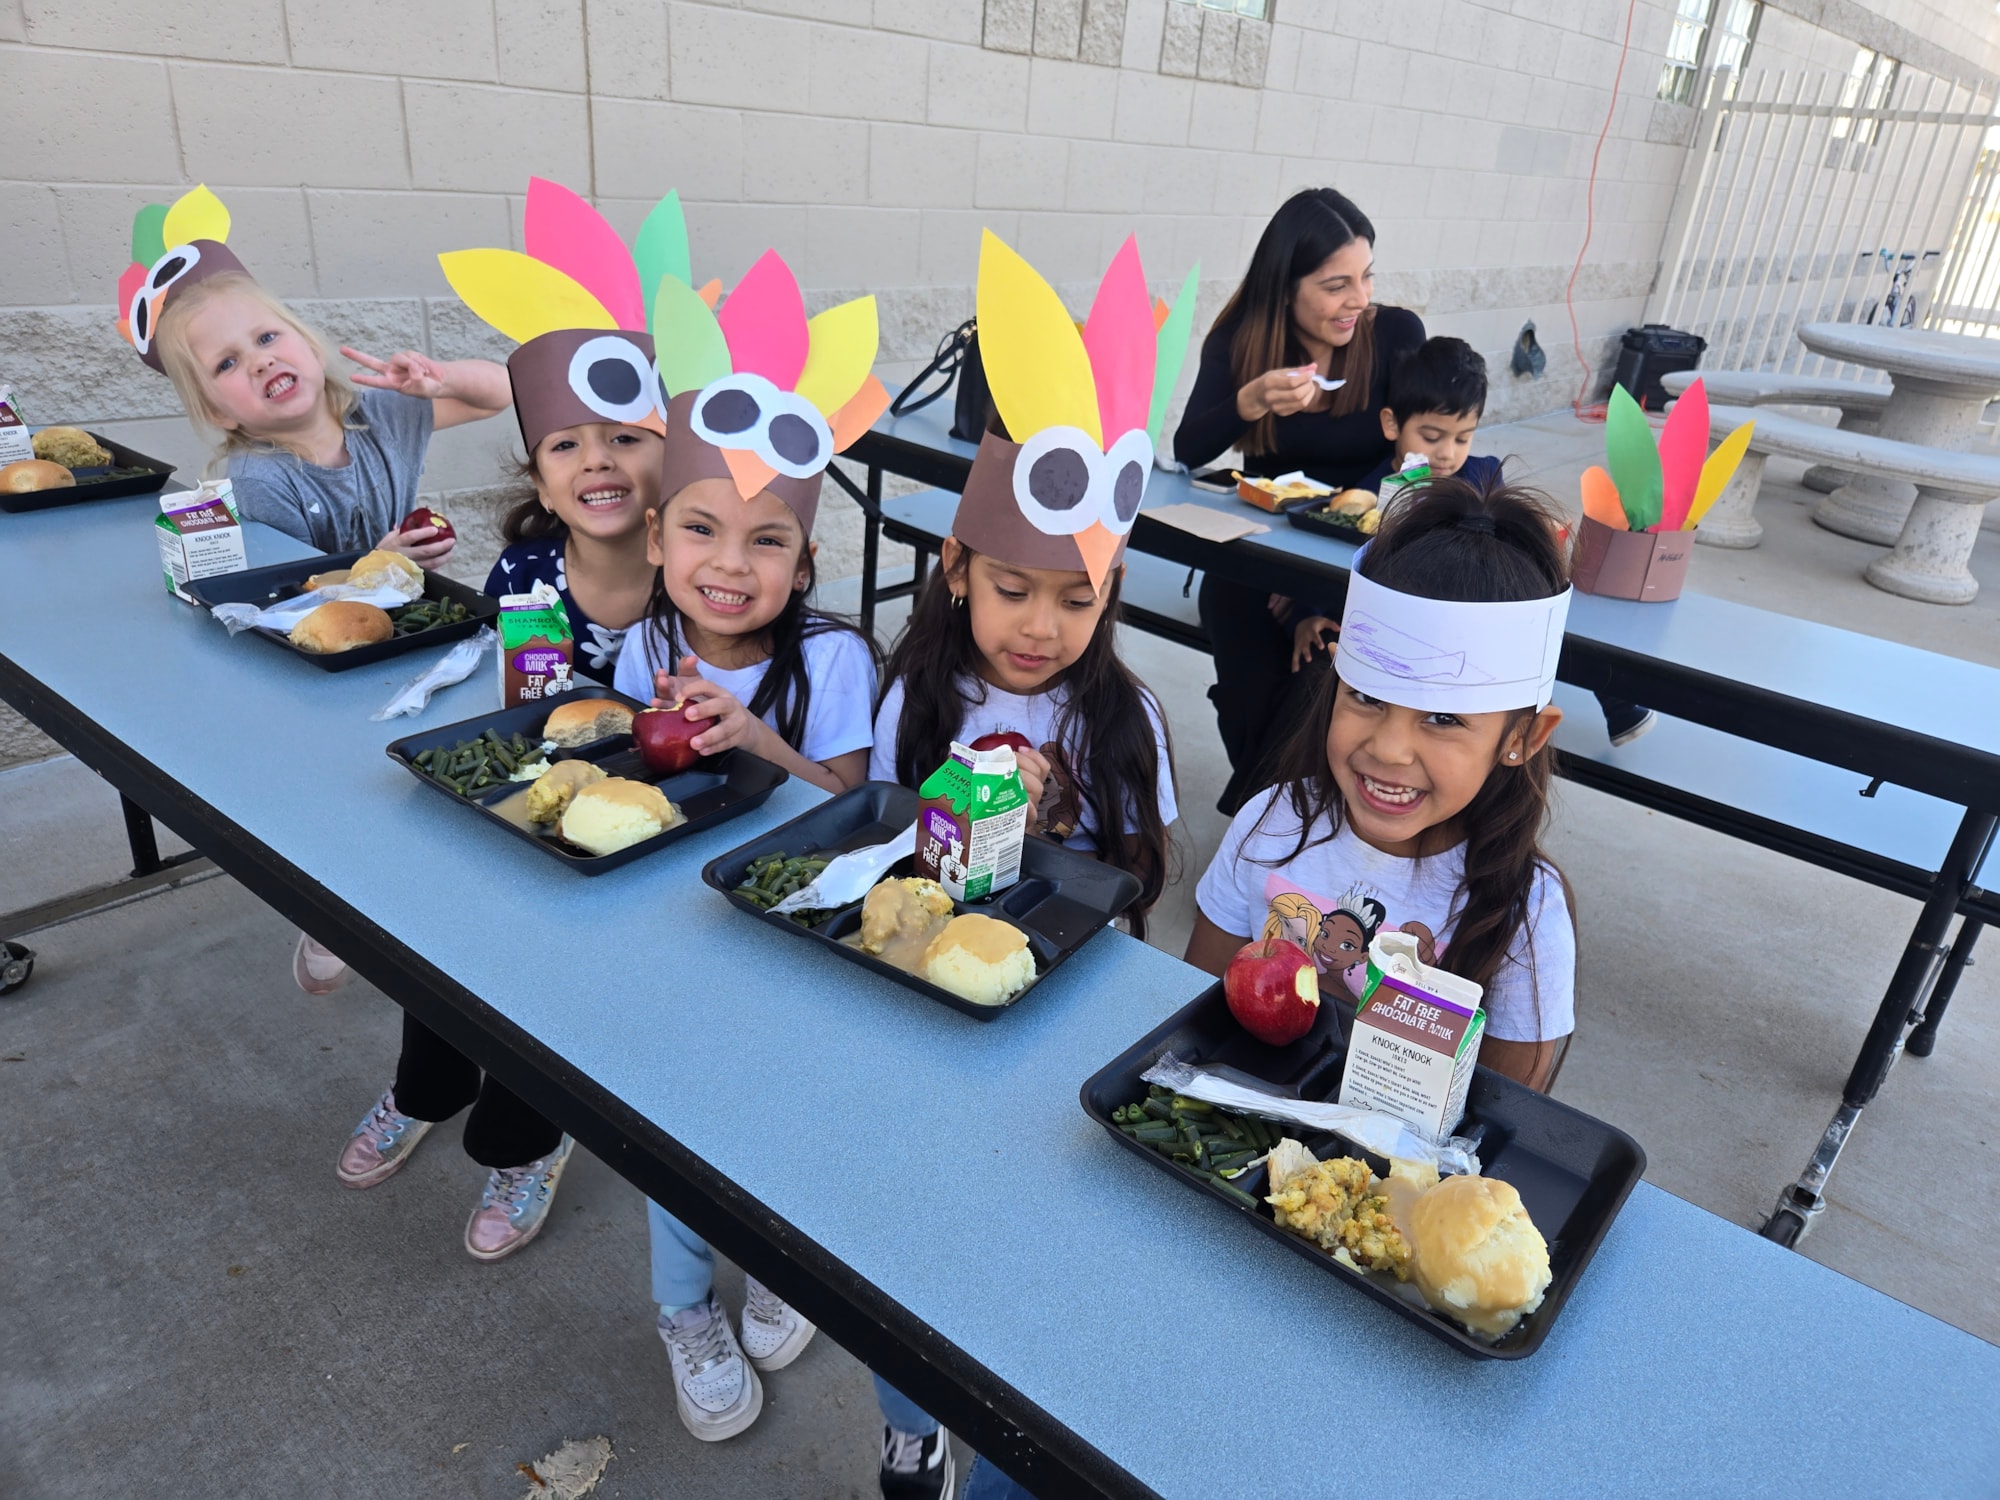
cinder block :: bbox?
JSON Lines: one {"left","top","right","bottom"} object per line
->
{"left": 1209, "top": 148, "right": 1281, "bottom": 218}
{"left": 742, "top": 113, "right": 869, "bottom": 204}
{"left": 1312, "top": 100, "right": 1371, "bottom": 160}
{"left": 285, "top": 0, "right": 498, "bottom": 81}
{"left": 584, "top": 0, "right": 671, "bottom": 100}
{"left": 928, "top": 44, "right": 1029, "bottom": 131}
{"left": 679, "top": 201, "right": 810, "bottom": 284}
{"left": 669, "top": 3, "right": 811, "bottom": 109}
{"left": 293, "top": 297, "right": 429, "bottom": 362}
{"left": 174, "top": 64, "right": 409, "bottom": 189}
{"left": 498, "top": 0, "right": 589, "bottom": 93}
{"left": 1015, "top": 210, "right": 1105, "bottom": 284}
{"left": 0, "top": 307, "right": 175, "bottom": 422}
{"left": 745, "top": 0, "right": 872, "bottom": 23}
{"left": 875, "top": 0, "right": 982, "bottom": 44}
{"left": 974, "top": 132, "right": 1069, "bottom": 211}
{"left": 1142, "top": 143, "right": 1215, "bottom": 215}
{"left": 1034, "top": 0, "right": 1083, "bottom": 59}
{"left": 1158, "top": 0, "right": 1200, "bottom": 76}
{"left": 1196, "top": 10, "right": 1237, "bottom": 81}
{"left": 808, "top": 23, "right": 928, "bottom": 122}
{"left": 0, "top": 5, "right": 21, "bottom": 42}
{"left": 1251, "top": 85, "right": 1315, "bottom": 157}
{"left": 1348, "top": 40, "right": 1408, "bottom": 106}
{"left": 1190, "top": 81, "right": 1258, "bottom": 151}
{"left": 309, "top": 191, "right": 513, "bottom": 298}
{"left": 406, "top": 83, "right": 590, "bottom": 193}
{"left": 1079, "top": 0, "right": 1125, "bottom": 65}
{"left": 1231, "top": 19, "right": 1269, "bottom": 88}
{"left": 59, "top": 184, "right": 317, "bottom": 302}
{"left": 593, "top": 101, "right": 744, "bottom": 201}
{"left": 1293, "top": 29, "right": 1356, "bottom": 93}
{"left": 0, "top": 51, "right": 178, "bottom": 184}
{"left": 1065, "top": 140, "right": 1149, "bottom": 214}
{"left": 2, "top": 183, "right": 72, "bottom": 303}
{"left": 1119, "top": 0, "right": 1164, "bottom": 70}
{"left": 806, "top": 204, "right": 920, "bottom": 286}
{"left": 1028, "top": 56, "right": 1117, "bottom": 140}
{"left": 1113, "top": 70, "right": 1192, "bottom": 145}
{"left": 868, "top": 123, "right": 978, "bottom": 209}
{"left": 24, "top": 0, "right": 286, "bottom": 62}
{"left": 983, "top": 0, "right": 1033, "bottom": 53}
{"left": 919, "top": 207, "right": 1007, "bottom": 284}
{"left": 1259, "top": 21, "right": 1301, "bottom": 93}
{"left": 425, "top": 295, "right": 524, "bottom": 364}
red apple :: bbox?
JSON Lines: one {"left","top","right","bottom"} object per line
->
{"left": 1223, "top": 937, "right": 1320, "bottom": 1046}
{"left": 970, "top": 731, "right": 1034, "bottom": 754}
{"left": 399, "top": 507, "right": 456, "bottom": 544}
{"left": 634, "top": 700, "right": 704, "bottom": 776}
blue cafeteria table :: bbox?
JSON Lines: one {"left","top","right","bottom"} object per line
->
{"left": 4, "top": 496, "right": 1999, "bottom": 1497}
{"left": 842, "top": 401, "right": 2000, "bottom": 1249}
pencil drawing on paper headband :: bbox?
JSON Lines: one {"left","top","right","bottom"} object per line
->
{"left": 1341, "top": 610, "right": 1490, "bottom": 686}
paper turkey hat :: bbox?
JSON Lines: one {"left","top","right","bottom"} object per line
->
{"left": 116, "top": 185, "right": 249, "bottom": 372}
{"left": 440, "top": 178, "right": 718, "bottom": 456}
{"left": 953, "top": 231, "right": 1199, "bottom": 596}
{"left": 651, "top": 249, "right": 889, "bottom": 536}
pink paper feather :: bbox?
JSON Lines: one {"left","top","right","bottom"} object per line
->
{"left": 116, "top": 261, "right": 146, "bottom": 314}
{"left": 1654, "top": 377, "right": 1708, "bottom": 532}
{"left": 717, "top": 250, "right": 808, "bottom": 389}
{"left": 523, "top": 177, "right": 645, "bottom": 332}
{"left": 1082, "top": 235, "right": 1155, "bottom": 442}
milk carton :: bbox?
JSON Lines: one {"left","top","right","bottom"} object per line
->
{"left": 913, "top": 741, "right": 1030, "bottom": 902}
{"left": 156, "top": 480, "right": 247, "bottom": 602}
{"left": 1376, "top": 454, "right": 1432, "bottom": 517}
{"left": 496, "top": 581, "right": 577, "bottom": 707}
{"left": 1338, "top": 931, "right": 1486, "bottom": 1139}
{"left": 0, "top": 386, "right": 34, "bottom": 467}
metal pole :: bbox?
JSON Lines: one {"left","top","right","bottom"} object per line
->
{"left": 1697, "top": 66, "right": 1775, "bottom": 366}
{"left": 1763, "top": 71, "right": 1840, "bottom": 376}
{"left": 1650, "top": 66, "right": 1736, "bottom": 331}
{"left": 1714, "top": 68, "right": 1812, "bottom": 370}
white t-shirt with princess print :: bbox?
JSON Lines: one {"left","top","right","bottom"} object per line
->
{"left": 611, "top": 619, "right": 877, "bottom": 767}
{"left": 1194, "top": 785, "right": 1575, "bottom": 1043}
{"left": 868, "top": 676, "right": 1177, "bottom": 855}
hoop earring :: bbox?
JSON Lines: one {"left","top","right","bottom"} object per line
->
{"left": 950, "top": 592, "right": 965, "bottom": 609}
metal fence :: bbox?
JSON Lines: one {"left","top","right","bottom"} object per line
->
{"left": 1646, "top": 64, "right": 1998, "bottom": 385}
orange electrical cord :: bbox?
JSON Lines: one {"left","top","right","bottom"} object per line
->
{"left": 1567, "top": 0, "right": 1642, "bottom": 421}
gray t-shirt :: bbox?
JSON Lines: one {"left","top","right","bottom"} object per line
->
{"left": 227, "top": 389, "right": 434, "bottom": 552}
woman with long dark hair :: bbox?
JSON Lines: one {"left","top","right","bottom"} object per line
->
{"left": 1175, "top": 188, "right": 1425, "bottom": 813}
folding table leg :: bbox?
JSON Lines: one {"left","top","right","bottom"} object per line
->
{"left": 1761, "top": 808, "right": 1998, "bottom": 1248}
{"left": 859, "top": 463, "right": 883, "bottom": 637}
{"left": 121, "top": 794, "right": 165, "bottom": 877}
{"left": 1905, "top": 918, "right": 1983, "bottom": 1058}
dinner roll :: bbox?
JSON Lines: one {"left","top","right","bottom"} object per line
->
{"left": 1408, "top": 1174, "right": 1551, "bottom": 1338}
{"left": 0, "top": 459, "right": 77, "bottom": 494}
{"left": 290, "top": 600, "right": 394, "bottom": 654}
{"left": 543, "top": 697, "right": 635, "bottom": 748}
{"left": 345, "top": 549, "right": 424, "bottom": 590}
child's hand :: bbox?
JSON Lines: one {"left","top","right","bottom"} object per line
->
{"left": 374, "top": 522, "right": 455, "bottom": 566}
{"left": 1237, "top": 365, "right": 1320, "bottom": 421}
{"left": 1013, "top": 747, "right": 1050, "bottom": 831}
{"left": 657, "top": 656, "right": 761, "bottom": 757}
{"left": 344, "top": 346, "right": 452, "bottom": 401}
{"left": 1291, "top": 614, "right": 1337, "bottom": 671}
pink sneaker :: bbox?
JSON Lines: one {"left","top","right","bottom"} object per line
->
{"left": 465, "top": 1138, "right": 575, "bottom": 1262}
{"left": 337, "top": 1086, "right": 434, "bottom": 1188}
{"left": 293, "top": 934, "right": 348, "bottom": 996}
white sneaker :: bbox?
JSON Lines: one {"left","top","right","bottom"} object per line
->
{"left": 739, "top": 1275, "right": 816, "bottom": 1371}
{"left": 659, "top": 1292, "right": 763, "bottom": 1441}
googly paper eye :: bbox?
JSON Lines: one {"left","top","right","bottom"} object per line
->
{"left": 690, "top": 374, "right": 773, "bottom": 444}
{"left": 1102, "top": 429, "right": 1154, "bottom": 535}
{"left": 129, "top": 242, "right": 205, "bottom": 355}
{"left": 567, "top": 335, "right": 657, "bottom": 425}
{"left": 1011, "top": 426, "right": 1102, "bottom": 536}
{"left": 688, "top": 373, "right": 831, "bottom": 480}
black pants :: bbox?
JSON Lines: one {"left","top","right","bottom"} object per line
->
{"left": 1198, "top": 575, "right": 1330, "bottom": 815}
{"left": 393, "top": 1012, "right": 562, "bottom": 1169}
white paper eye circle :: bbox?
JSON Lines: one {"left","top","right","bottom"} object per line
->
{"left": 567, "top": 336, "right": 657, "bottom": 424}
{"left": 130, "top": 243, "right": 205, "bottom": 354}
{"left": 760, "top": 391, "right": 831, "bottom": 479}
{"left": 1010, "top": 426, "right": 1105, "bottom": 537}
{"left": 690, "top": 373, "right": 777, "bottom": 446}
{"left": 1100, "top": 429, "right": 1155, "bottom": 536}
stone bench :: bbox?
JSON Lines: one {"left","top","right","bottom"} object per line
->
{"left": 1662, "top": 369, "right": 1893, "bottom": 496}
{"left": 1710, "top": 403, "right": 2000, "bottom": 603}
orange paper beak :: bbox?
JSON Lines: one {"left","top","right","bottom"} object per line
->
{"left": 722, "top": 447, "right": 779, "bottom": 501}
{"left": 1075, "top": 521, "right": 1122, "bottom": 597}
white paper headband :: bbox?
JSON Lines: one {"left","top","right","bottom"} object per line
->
{"left": 1335, "top": 566, "right": 1570, "bottom": 714}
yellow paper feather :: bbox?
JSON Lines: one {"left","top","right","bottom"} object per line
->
{"left": 796, "top": 295, "right": 878, "bottom": 416}
{"left": 976, "top": 230, "right": 1100, "bottom": 447}
{"left": 162, "top": 184, "right": 230, "bottom": 248}
{"left": 438, "top": 248, "right": 616, "bottom": 344}
{"left": 1685, "top": 420, "right": 1756, "bottom": 529}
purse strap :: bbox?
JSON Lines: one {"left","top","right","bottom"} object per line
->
{"left": 890, "top": 318, "right": 976, "bottom": 416}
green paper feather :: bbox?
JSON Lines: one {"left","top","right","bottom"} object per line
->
{"left": 651, "top": 273, "right": 731, "bottom": 396}
{"left": 1147, "top": 261, "right": 1200, "bottom": 449}
{"left": 635, "top": 192, "right": 692, "bottom": 330}
{"left": 131, "top": 203, "right": 169, "bottom": 266}
{"left": 1604, "top": 384, "right": 1663, "bottom": 531}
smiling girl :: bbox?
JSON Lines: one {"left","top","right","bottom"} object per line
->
{"left": 1185, "top": 479, "right": 1578, "bottom": 1090}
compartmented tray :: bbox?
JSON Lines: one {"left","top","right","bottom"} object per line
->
{"left": 187, "top": 549, "right": 498, "bottom": 672}
{"left": 702, "top": 782, "right": 1142, "bottom": 1021}
{"left": 1080, "top": 984, "right": 1644, "bottom": 1359}
{"left": 1285, "top": 502, "right": 1372, "bottom": 543}
{"left": 1, "top": 432, "right": 176, "bottom": 512}
{"left": 386, "top": 687, "right": 789, "bottom": 874}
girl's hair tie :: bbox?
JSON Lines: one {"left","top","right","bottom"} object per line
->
{"left": 1455, "top": 513, "right": 1498, "bottom": 536}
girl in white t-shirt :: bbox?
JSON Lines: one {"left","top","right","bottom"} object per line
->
{"left": 1187, "top": 479, "right": 1577, "bottom": 1088}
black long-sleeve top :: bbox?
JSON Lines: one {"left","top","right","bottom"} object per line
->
{"left": 1171, "top": 305, "right": 1426, "bottom": 490}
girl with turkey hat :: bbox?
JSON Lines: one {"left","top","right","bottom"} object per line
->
{"left": 1173, "top": 188, "right": 1425, "bottom": 814}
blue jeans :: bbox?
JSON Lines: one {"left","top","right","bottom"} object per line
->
{"left": 963, "top": 1456, "right": 1034, "bottom": 1499}
{"left": 873, "top": 1379, "right": 1031, "bottom": 1497}
{"left": 648, "top": 1202, "right": 940, "bottom": 1441}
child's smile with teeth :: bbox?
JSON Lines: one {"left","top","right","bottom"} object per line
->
{"left": 263, "top": 371, "right": 297, "bottom": 400}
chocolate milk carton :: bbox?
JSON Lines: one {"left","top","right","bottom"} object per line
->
{"left": 913, "top": 741, "right": 1030, "bottom": 902}
{"left": 0, "top": 386, "right": 34, "bottom": 467}
{"left": 1338, "top": 931, "right": 1486, "bottom": 1139}
{"left": 156, "top": 479, "right": 247, "bottom": 602}
{"left": 496, "top": 581, "right": 577, "bottom": 707}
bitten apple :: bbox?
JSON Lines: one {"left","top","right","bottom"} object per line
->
{"left": 399, "top": 507, "right": 456, "bottom": 544}
{"left": 1223, "top": 937, "right": 1320, "bottom": 1046}
{"left": 634, "top": 700, "right": 704, "bottom": 776}
{"left": 969, "top": 731, "right": 1033, "bottom": 755}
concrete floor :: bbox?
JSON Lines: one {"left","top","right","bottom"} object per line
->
{"left": 4, "top": 414, "right": 1997, "bottom": 1496}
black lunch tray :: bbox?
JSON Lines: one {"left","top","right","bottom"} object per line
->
{"left": 1, "top": 432, "right": 176, "bottom": 512}
{"left": 385, "top": 687, "right": 790, "bottom": 874}
{"left": 187, "top": 549, "right": 498, "bottom": 672}
{"left": 1285, "top": 502, "right": 1372, "bottom": 543}
{"left": 1080, "top": 983, "right": 1645, "bottom": 1360}
{"left": 702, "top": 782, "right": 1142, "bottom": 1022}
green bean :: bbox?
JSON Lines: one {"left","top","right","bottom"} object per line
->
{"left": 1198, "top": 1173, "right": 1260, "bottom": 1210}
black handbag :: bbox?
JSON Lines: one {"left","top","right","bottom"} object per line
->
{"left": 890, "top": 318, "right": 1001, "bottom": 442}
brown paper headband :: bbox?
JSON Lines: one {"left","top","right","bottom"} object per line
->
{"left": 657, "top": 390, "right": 823, "bottom": 535}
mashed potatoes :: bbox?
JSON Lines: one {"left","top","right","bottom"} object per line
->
{"left": 921, "top": 913, "right": 1036, "bottom": 1006}
{"left": 559, "top": 777, "right": 679, "bottom": 855}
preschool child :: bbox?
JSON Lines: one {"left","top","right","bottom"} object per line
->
{"left": 1186, "top": 477, "right": 1578, "bottom": 1091}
